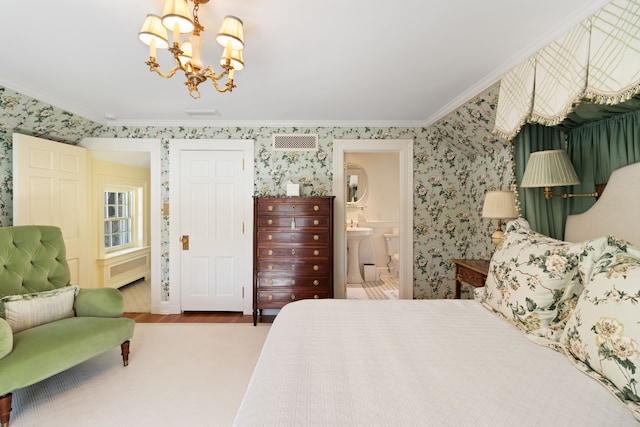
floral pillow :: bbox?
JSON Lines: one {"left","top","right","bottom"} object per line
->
{"left": 561, "top": 237, "right": 640, "bottom": 420}
{"left": 483, "top": 219, "right": 589, "bottom": 342}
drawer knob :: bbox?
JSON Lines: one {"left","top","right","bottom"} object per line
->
{"left": 268, "top": 250, "right": 273, "bottom": 255}
{"left": 268, "top": 206, "right": 273, "bottom": 211}
{"left": 290, "top": 235, "right": 296, "bottom": 241}
{"left": 313, "top": 295, "right": 319, "bottom": 299}
{"left": 268, "top": 265, "right": 273, "bottom": 270}
{"left": 313, "top": 280, "right": 319, "bottom": 286}
{"left": 313, "top": 265, "right": 319, "bottom": 271}
{"left": 267, "top": 279, "right": 273, "bottom": 285}
{"left": 314, "top": 250, "right": 319, "bottom": 256}
{"left": 267, "top": 234, "right": 273, "bottom": 240}
{"left": 291, "top": 249, "right": 296, "bottom": 255}
{"left": 313, "top": 205, "right": 319, "bottom": 211}
{"left": 268, "top": 294, "right": 273, "bottom": 301}
{"left": 314, "top": 220, "right": 319, "bottom": 225}
{"left": 291, "top": 294, "right": 296, "bottom": 300}
{"left": 291, "top": 279, "right": 296, "bottom": 285}
{"left": 314, "top": 235, "right": 319, "bottom": 240}
{"left": 291, "top": 265, "right": 296, "bottom": 270}
{"left": 267, "top": 219, "right": 273, "bottom": 225}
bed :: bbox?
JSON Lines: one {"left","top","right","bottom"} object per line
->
{"left": 234, "top": 163, "right": 640, "bottom": 426}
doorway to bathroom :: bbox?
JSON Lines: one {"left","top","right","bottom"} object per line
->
{"left": 344, "top": 152, "right": 400, "bottom": 300}
{"left": 332, "top": 139, "right": 413, "bottom": 300}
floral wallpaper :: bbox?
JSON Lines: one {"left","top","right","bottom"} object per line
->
{"left": 0, "top": 83, "right": 512, "bottom": 301}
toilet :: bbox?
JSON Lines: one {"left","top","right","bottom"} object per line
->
{"left": 383, "top": 233, "right": 400, "bottom": 277}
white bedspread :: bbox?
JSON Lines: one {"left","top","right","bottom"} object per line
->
{"left": 233, "top": 299, "right": 638, "bottom": 426}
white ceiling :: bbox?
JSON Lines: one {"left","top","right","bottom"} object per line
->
{"left": 0, "top": 0, "right": 612, "bottom": 128}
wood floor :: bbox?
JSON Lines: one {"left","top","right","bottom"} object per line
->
{"left": 123, "top": 312, "right": 276, "bottom": 323}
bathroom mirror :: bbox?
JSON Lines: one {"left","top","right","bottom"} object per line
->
{"left": 346, "top": 162, "right": 368, "bottom": 205}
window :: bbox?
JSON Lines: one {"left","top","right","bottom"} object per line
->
{"left": 104, "top": 191, "right": 132, "bottom": 250}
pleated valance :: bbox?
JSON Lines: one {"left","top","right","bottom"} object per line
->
{"left": 494, "top": 0, "right": 640, "bottom": 140}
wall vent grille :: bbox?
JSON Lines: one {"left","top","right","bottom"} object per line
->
{"left": 272, "top": 134, "right": 318, "bottom": 151}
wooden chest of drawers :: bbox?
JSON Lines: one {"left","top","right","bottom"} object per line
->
{"left": 253, "top": 197, "right": 334, "bottom": 324}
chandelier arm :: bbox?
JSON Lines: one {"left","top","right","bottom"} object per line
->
{"left": 146, "top": 61, "right": 183, "bottom": 79}
{"left": 201, "top": 67, "right": 235, "bottom": 93}
{"left": 200, "top": 66, "right": 225, "bottom": 80}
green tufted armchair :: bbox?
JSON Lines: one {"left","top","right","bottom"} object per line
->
{"left": 0, "top": 225, "right": 135, "bottom": 427}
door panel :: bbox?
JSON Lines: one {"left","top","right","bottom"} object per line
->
{"left": 13, "top": 133, "right": 90, "bottom": 287}
{"left": 180, "top": 150, "right": 245, "bottom": 311}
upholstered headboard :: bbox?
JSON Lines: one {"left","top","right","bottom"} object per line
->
{"left": 565, "top": 162, "right": 640, "bottom": 245}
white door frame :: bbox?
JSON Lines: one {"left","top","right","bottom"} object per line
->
{"left": 80, "top": 138, "right": 163, "bottom": 312}
{"left": 169, "top": 139, "right": 255, "bottom": 314}
{"left": 332, "top": 139, "right": 413, "bottom": 299}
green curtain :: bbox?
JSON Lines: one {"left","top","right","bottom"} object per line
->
{"left": 513, "top": 124, "right": 567, "bottom": 239}
{"left": 566, "top": 109, "right": 640, "bottom": 214}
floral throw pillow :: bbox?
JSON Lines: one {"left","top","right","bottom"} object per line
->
{"left": 483, "top": 219, "right": 587, "bottom": 342}
{"left": 561, "top": 237, "right": 640, "bottom": 419}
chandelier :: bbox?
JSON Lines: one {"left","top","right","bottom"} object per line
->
{"left": 138, "top": 0, "right": 244, "bottom": 99}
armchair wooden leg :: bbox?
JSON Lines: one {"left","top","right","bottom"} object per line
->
{"left": 0, "top": 393, "right": 12, "bottom": 427}
{"left": 121, "top": 340, "right": 131, "bottom": 367}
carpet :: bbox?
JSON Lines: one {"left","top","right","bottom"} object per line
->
{"left": 10, "top": 323, "right": 271, "bottom": 427}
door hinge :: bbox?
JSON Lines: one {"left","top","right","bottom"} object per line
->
{"left": 242, "top": 158, "right": 245, "bottom": 170}
{"left": 242, "top": 286, "right": 245, "bottom": 298}
{"left": 242, "top": 222, "right": 245, "bottom": 234}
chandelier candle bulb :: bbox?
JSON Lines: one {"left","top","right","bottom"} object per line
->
{"left": 223, "top": 43, "right": 232, "bottom": 61}
{"left": 172, "top": 23, "right": 180, "bottom": 46}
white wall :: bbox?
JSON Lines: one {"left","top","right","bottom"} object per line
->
{"left": 345, "top": 152, "right": 400, "bottom": 223}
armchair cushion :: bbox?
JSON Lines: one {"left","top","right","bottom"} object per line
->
{"left": 0, "top": 316, "right": 135, "bottom": 396}
{"left": 0, "top": 286, "right": 79, "bottom": 333}
{"left": 74, "top": 288, "right": 124, "bottom": 318}
{"left": 0, "top": 318, "right": 12, "bottom": 359}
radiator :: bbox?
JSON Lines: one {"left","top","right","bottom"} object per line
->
{"left": 97, "top": 247, "right": 150, "bottom": 289}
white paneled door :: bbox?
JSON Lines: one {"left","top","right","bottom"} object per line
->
{"left": 12, "top": 133, "right": 90, "bottom": 287}
{"left": 180, "top": 150, "right": 246, "bottom": 311}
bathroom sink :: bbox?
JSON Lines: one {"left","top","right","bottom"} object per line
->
{"left": 346, "top": 227, "right": 373, "bottom": 237}
{"left": 346, "top": 227, "right": 373, "bottom": 284}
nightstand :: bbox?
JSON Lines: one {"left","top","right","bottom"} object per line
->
{"left": 451, "top": 259, "right": 490, "bottom": 299}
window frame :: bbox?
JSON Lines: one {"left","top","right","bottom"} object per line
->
{"left": 103, "top": 185, "right": 144, "bottom": 254}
